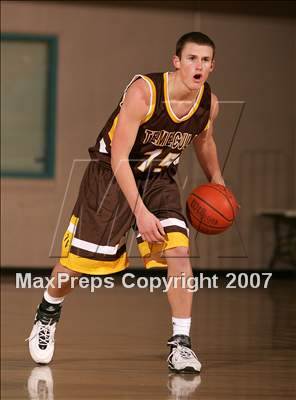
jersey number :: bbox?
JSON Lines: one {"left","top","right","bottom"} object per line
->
{"left": 137, "top": 149, "right": 180, "bottom": 173}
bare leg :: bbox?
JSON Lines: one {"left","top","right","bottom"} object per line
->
{"left": 27, "top": 262, "right": 81, "bottom": 364}
{"left": 164, "top": 247, "right": 202, "bottom": 372}
{"left": 165, "top": 246, "right": 193, "bottom": 318}
{"left": 47, "top": 262, "right": 81, "bottom": 298}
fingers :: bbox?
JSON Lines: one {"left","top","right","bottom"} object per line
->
{"left": 149, "top": 219, "right": 165, "bottom": 243}
{"left": 143, "top": 231, "right": 164, "bottom": 243}
{"left": 153, "top": 230, "right": 166, "bottom": 243}
{"left": 156, "top": 219, "right": 166, "bottom": 237}
{"left": 141, "top": 222, "right": 166, "bottom": 244}
{"left": 137, "top": 213, "right": 166, "bottom": 244}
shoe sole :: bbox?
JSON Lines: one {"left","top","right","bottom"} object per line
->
{"left": 168, "top": 366, "right": 200, "bottom": 374}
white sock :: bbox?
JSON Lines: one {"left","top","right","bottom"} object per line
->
{"left": 172, "top": 317, "right": 191, "bottom": 337}
{"left": 44, "top": 289, "right": 64, "bottom": 304}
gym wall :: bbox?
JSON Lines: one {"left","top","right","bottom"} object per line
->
{"left": 1, "top": 1, "right": 295, "bottom": 269}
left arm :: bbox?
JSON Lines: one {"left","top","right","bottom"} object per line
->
{"left": 193, "top": 93, "right": 225, "bottom": 185}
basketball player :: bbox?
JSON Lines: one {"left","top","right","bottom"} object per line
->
{"left": 27, "top": 32, "right": 225, "bottom": 373}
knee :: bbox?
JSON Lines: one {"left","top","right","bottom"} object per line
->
{"left": 165, "top": 246, "right": 189, "bottom": 259}
{"left": 165, "top": 247, "right": 192, "bottom": 275}
{"left": 53, "top": 263, "right": 82, "bottom": 280}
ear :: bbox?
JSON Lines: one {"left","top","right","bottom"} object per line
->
{"left": 210, "top": 59, "right": 215, "bottom": 72}
{"left": 172, "top": 55, "right": 181, "bottom": 70}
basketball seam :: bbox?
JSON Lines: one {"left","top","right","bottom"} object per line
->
{"left": 206, "top": 185, "right": 236, "bottom": 219}
{"left": 190, "top": 192, "right": 232, "bottom": 223}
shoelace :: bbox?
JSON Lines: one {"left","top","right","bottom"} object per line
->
{"left": 25, "top": 320, "right": 54, "bottom": 346}
{"left": 37, "top": 322, "right": 53, "bottom": 346}
{"left": 167, "top": 341, "right": 197, "bottom": 360}
{"left": 178, "top": 345, "right": 195, "bottom": 359}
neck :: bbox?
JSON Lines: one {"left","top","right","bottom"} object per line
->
{"left": 168, "top": 71, "right": 200, "bottom": 102}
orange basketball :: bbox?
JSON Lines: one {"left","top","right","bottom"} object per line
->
{"left": 186, "top": 184, "right": 239, "bottom": 235}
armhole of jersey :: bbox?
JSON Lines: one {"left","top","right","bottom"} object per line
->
{"left": 204, "top": 118, "right": 211, "bottom": 131}
{"left": 203, "top": 85, "right": 213, "bottom": 131}
{"left": 119, "top": 74, "right": 156, "bottom": 124}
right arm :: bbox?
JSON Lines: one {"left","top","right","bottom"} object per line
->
{"left": 111, "top": 79, "right": 165, "bottom": 243}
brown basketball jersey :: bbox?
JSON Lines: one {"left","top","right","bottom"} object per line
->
{"left": 89, "top": 72, "right": 211, "bottom": 176}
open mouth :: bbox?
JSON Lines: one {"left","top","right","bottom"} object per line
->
{"left": 194, "top": 74, "right": 202, "bottom": 80}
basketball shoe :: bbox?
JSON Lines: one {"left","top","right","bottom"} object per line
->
{"left": 167, "top": 335, "right": 201, "bottom": 373}
{"left": 26, "top": 301, "right": 62, "bottom": 364}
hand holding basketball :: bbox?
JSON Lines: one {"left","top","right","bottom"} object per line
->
{"left": 186, "top": 183, "right": 239, "bottom": 235}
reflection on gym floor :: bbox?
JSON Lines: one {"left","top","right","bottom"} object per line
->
{"left": 27, "top": 366, "right": 201, "bottom": 400}
{"left": 28, "top": 366, "right": 54, "bottom": 400}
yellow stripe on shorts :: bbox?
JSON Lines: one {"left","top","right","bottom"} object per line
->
{"left": 61, "top": 215, "right": 79, "bottom": 258}
{"left": 138, "top": 232, "right": 189, "bottom": 269}
{"left": 60, "top": 214, "right": 128, "bottom": 275}
{"left": 59, "top": 251, "right": 128, "bottom": 275}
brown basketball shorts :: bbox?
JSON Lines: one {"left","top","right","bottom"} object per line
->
{"left": 60, "top": 159, "right": 189, "bottom": 275}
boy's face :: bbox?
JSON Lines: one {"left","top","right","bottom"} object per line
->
{"left": 173, "top": 42, "right": 215, "bottom": 90}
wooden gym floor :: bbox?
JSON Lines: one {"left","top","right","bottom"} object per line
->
{"left": 1, "top": 273, "right": 296, "bottom": 399}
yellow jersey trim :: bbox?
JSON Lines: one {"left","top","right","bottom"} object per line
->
{"left": 204, "top": 118, "right": 211, "bottom": 131}
{"left": 140, "top": 75, "right": 157, "bottom": 124}
{"left": 108, "top": 115, "right": 119, "bottom": 142}
{"left": 108, "top": 75, "right": 156, "bottom": 142}
{"left": 163, "top": 72, "right": 204, "bottom": 124}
